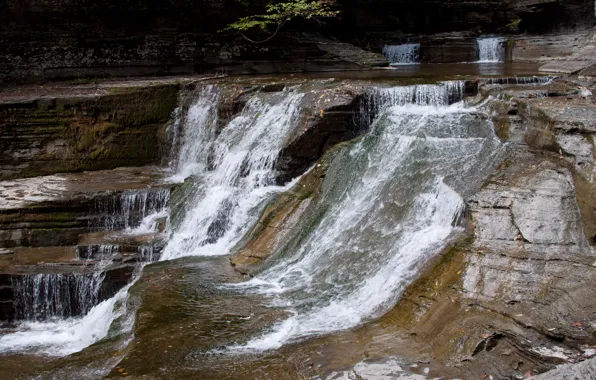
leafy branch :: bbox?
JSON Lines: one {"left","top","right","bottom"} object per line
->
{"left": 222, "top": 0, "right": 339, "bottom": 44}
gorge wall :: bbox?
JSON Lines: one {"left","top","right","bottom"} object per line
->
{"left": 0, "top": 0, "right": 594, "bottom": 83}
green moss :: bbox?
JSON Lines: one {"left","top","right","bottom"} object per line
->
{"left": 298, "top": 190, "right": 313, "bottom": 200}
{"left": 505, "top": 19, "right": 521, "bottom": 34}
{"left": 496, "top": 122, "right": 510, "bottom": 141}
{"left": 77, "top": 128, "right": 96, "bottom": 151}
{"left": 47, "top": 212, "right": 75, "bottom": 222}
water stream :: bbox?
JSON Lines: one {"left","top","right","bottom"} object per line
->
{"left": 0, "top": 78, "right": 509, "bottom": 376}
{"left": 477, "top": 37, "right": 506, "bottom": 63}
{"left": 161, "top": 87, "right": 305, "bottom": 260}
{"left": 382, "top": 44, "right": 420, "bottom": 65}
{"left": 228, "top": 82, "right": 503, "bottom": 350}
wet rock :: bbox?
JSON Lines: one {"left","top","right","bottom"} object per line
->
{"left": 529, "top": 356, "right": 596, "bottom": 379}
{"left": 231, "top": 144, "right": 344, "bottom": 273}
{"left": 77, "top": 231, "right": 166, "bottom": 263}
{"left": 0, "top": 84, "right": 179, "bottom": 180}
{"left": 0, "top": 167, "right": 169, "bottom": 247}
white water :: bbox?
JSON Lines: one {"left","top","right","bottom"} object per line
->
{"left": 12, "top": 271, "right": 105, "bottom": 321}
{"left": 169, "top": 85, "right": 220, "bottom": 181}
{"left": 382, "top": 44, "right": 420, "bottom": 65}
{"left": 92, "top": 188, "right": 170, "bottom": 232}
{"left": 161, "top": 87, "right": 305, "bottom": 260}
{"left": 229, "top": 83, "right": 504, "bottom": 350}
{"left": 477, "top": 37, "right": 505, "bottom": 63}
{"left": 0, "top": 279, "right": 135, "bottom": 356}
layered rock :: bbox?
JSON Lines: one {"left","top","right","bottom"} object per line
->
{"left": 0, "top": 82, "right": 180, "bottom": 180}
{"left": 229, "top": 78, "right": 596, "bottom": 378}
{"left": 1, "top": 0, "right": 594, "bottom": 82}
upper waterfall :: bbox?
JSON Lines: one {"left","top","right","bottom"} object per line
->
{"left": 477, "top": 37, "right": 506, "bottom": 63}
{"left": 169, "top": 84, "right": 220, "bottom": 180}
{"left": 161, "top": 87, "right": 305, "bottom": 260}
{"left": 382, "top": 44, "right": 420, "bottom": 65}
{"left": 230, "top": 83, "right": 504, "bottom": 351}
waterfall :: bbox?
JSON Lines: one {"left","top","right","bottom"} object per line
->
{"left": 483, "top": 76, "right": 553, "bottom": 85}
{"left": 169, "top": 85, "right": 220, "bottom": 180}
{"left": 91, "top": 187, "right": 170, "bottom": 232}
{"left": 477, "top": 37, "right": 506, "bottom": 63}
{"left": 12, "top": 272, "right": 104, "bottom": 321}
{"left": 360, "top": 81, "right": 465, "bottom": 128}
{"left": 230, "top": 83, "right": 504, "bottom": 350}
{"left": 161, "top": 87, "right": 305, "bottom": 260}
{"left": 0, "top": 278, "right": 136, "bottom": 356}
{"left": 382, "top": 44, "right": 420, "bottom": 65}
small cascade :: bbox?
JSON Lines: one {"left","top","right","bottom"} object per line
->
{"left": 382, "top": 44, "right": 420, "bottom": 65}
{"left": 139, "top": 245, "right": 160, "bottom": 262}
{"left": 482, "top": 76, "right": 553, "bottom": 85}
{"left": 91, "top": 187, "right": 170, "bottom": 232}
{"left": 232, "top": 82, "right": 504, "bottom": 350}
{"left": 12, "top": 272, "right": 104, "bottom": 321}
{"left": 0, "top": 277, "right": 137, "bottom": 357}
{"left": 78, "top": 244, "right": 119, "bottom": 261}
{"left": 161, "top": 87, "right": 305, "bottom": 260}
{"left": 168, "top": 84, "right": 220, "bottom": 179}
{"left": 360, "top": 81, "right": 465, "bottom": 127}
{"left": 477, "top": 37, "right": 506, "bottom": 63}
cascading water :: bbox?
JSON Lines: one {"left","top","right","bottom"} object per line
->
{"left": 382, "top": 44, "right": 420, "bottom": 65}
{"left": 230, "top": 82, "right": 504, "bottom": 350}
{"left": 161, "top": 87, "right": 305, "bottom": 260}
{"left": 483, "top": 76, "right": 553, "bottom": 85}
{"left": 92, "top": 187, "right": 170, "bottom": 232}
{"left": 0, "top": 278, "right": 137, "bottom": 356}
{"left": 169, "top": 84, "right": 220, "bottom": 180}
{"left": 12, "top": 272, "right": 104, "bottom": 321}
{"left": 477, "top": 37, "right": 505, "bottom": 63}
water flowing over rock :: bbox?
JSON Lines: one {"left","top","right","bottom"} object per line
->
{"left": 360, "top": 81, "right": 465, "bottom": 126}
{"left": 477, "top": 37, "right": 506, "bottom": 63}
{"left": 230, "top": 83, "right": 503, "bottom": 350}
{"left": 162, "top": 87, "right": 306, "bottom": 260}
{"left": 382, "top": 44, "right": 420, "bottom": 65}
{"left": 12, "top": 272, "right": 104, "bottom": 321}
{"left": 91, "top": 188, "right": 170, "bottom": 232}
{"left": 168, "top": 84, "right": 221, "bottom": 179}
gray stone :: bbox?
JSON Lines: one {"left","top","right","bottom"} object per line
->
{"left": 529, "top": 357, "right": 596, "bottom": 379}
{"left": 539, "top": 61, "right": 596, "bottom": 74}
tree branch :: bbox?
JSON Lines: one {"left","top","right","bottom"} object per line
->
{"left": 240, "top": 20, "right": 287, "bottom": 44}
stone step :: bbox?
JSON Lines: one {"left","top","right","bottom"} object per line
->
{"left": 77, "top": 231, "right": 166, "bottom": 263}
{"left": 0, "top": 166, "right": 171, "bottom": 248}
{"left": 0, "top": 245, "right": 136, "bottom": 322}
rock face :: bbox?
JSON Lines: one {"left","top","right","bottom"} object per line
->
{"left": 1, "top": 0, "right": 594, "bottom": 82}
{"left": 0, "top": 0, "right": 388, "bottom": 83}
{"left": 529, "top": 357, "right": 596, "bottom": 379}
{"left": 229, "top": 78, "right": 596, "bottom": 378}
{"left": 0, "top": 83, "right": 179, "bottom": 180}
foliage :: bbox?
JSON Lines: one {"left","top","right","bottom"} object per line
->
{"left": 222, "top": 0, "right": 339, "bottom": 43}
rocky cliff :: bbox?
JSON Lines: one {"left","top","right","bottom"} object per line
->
{"left": 0, "top": 0, "right": 593, "bottom": 83}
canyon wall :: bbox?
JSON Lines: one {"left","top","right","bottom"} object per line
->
{"left": 0, "top": 0, "right": 594, "bottom": 83}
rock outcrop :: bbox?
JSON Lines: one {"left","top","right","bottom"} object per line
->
{"left": 0, "top": 82, "right": 180, "bottom": 180}
{"left": 1, "top": 0, "right": 593, "bottom": 82}
{"left": 229, "top": 78, "right": 596, "bottom": 378}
